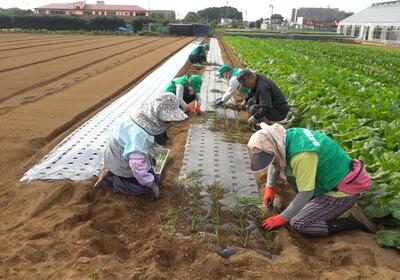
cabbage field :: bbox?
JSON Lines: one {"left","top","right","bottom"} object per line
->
{"left": 225, "top": 37, "right": 400, "bottom": 248}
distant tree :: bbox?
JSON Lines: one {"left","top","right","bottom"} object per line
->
{"left": 150, "top": 12, "right": 165, "bottom": 22}
{"left": 271, "top": 13, "right": 284, "bottom": 24}
{"left": 248, "top": 21, "right": 256, "bottom": 28}
{"left": 183, "top": 11, "right": 201, "bottom": 23}
{"left": 255, "top": 18, "right": 263, "bottom": 29}
{"left": 0, "top": 7, "right": 33, "bottom": 16}
{"left": 231, "top": 20, "right": 244, "bottom": 29}
{"left": 210, "top": 19, "right": 219, "bottom": 28}
{"left": 197, "top": 6, "right": 242, "bottom": 22}
{"left": 131, "top": 17, "right": 151, "bottom": 32}
{"left": 88, "top": 16, "right": 125, "bottom": 31}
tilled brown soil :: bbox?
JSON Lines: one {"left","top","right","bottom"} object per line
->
{"left": 0, "top": 34, "right": 398, "bottom": 280}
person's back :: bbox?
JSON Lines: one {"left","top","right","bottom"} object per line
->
{"left": 237, "top": 70, "right": 289, "bottom": 122}
{"left": 188, "top": 44, "right": 209, "bottom": 64}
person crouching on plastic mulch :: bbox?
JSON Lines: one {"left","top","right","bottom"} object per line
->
{"left": 247, "top": 122, "right": 377, "bottom": 236}
{"left": 164, "top": 75, "right": 203, "bottom": 114}
{"left": 215, "top": 64, "right": 251, "bottom": 106}
{"left": 188, "top": 44, "right": 209, "bottom": 64}
{"left": 99, "top": 93, "right": 187, "bottom": 200}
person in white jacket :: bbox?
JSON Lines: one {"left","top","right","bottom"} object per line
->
{"left": 215, "top": 64, "right": 251, "bottom": 106}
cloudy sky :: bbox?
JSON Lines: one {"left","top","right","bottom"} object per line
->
{"left": 1, "top": 0, "right": 376, "bottom": 20}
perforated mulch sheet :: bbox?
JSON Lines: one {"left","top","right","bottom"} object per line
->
{"left": 181, "top": 38, "right": 259, "bottom": 207}
{"left": 21, "top": 40, "right": 202, "bottom": 182}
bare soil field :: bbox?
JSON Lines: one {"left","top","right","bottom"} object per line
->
{"left": 0, "top": 34, "right": 398, "bottom": 280}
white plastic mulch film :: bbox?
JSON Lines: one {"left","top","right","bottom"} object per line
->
{"left": 21, "top": 40, "right": 201, "bottom": 182}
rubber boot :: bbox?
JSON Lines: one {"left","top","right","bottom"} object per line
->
{"left": 327, "top": 211, "right": 376, "bottom": 235}
{"left": 326, "top": 216, "right": 360, "bottom": 234}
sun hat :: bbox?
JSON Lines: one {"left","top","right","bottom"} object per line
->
{"left": 189, "top": 75, "right": 202, "bottom": 94}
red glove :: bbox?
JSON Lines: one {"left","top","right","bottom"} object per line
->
{"left": 186, "top": 105, "right": 194, "bottom": 113}
{"left": 262, "top": 214, "right": 286, "bottom": 230}
{"left": 195, "top": 104, "right": 201, "bottom": 114}
{"left": 263, "top": 186, "right": 275, "bottom": 208}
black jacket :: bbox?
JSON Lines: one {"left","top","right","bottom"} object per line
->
{"left": 245, "top": 75, "right": 288, "bottom": 119}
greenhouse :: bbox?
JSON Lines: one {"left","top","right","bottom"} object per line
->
{"left": 338, "top": 0, "right": 400, "bottom": 44}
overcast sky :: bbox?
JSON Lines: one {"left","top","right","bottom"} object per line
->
{"left": 1, "top": 0, "right": 376, "bottom": 20}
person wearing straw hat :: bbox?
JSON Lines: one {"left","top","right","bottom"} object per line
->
{"left": 237, "top": 70, "right": 289, "bottom": 125}
{"left": 164, "top": 75, "right": 203, "bottom": 114}
{"left": 247, "top": 122, "right": 376, "bottom": 236}
{"left": 100, "top": 93, "right": 187, "bottom": 199}
{"left": 215, "top": 64, "right": 251, "bottom": 106}
{"left": 188, "top": 44, "right": 210, "bottom": 64}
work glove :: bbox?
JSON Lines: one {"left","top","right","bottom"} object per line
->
{"left": 263, "top": 186, "right": 275, "bottom": 209}
{"left": 262, "top": 214, "right": 286, "bottom": 230}
{"left": 195, "top": 104, "right": 201, "bottom": 114}
{"left": 215, "top": 96, "right": 224, "bottom": 106}
{"left": 186, "top": 104, "right": 194, "bottom": 113}
{"left": 149, "top": 183, "right": 160, "bottom": 200}
{"left": 240, "top": 100, "right": 246, "bottom": 110}
{"left": 247, "top": 115, "right": 258, "bottom": 125}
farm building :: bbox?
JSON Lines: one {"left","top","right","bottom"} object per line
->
{"left": 291, "top": 7, "right": 352, "bottom": 28}
{"left": 35, "top": 1, "right": 148, "bottom": 18}
{"left": 168, "top": 23, "right": 211, "bottom": 37}
{"left": 338, "top": 1, "right": 400, "bottom": 44}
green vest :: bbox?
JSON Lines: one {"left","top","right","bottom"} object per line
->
{"left": 285, "top": 128, "right": 351, "bottom": 196}
{"left": 189, "top": 46, "right": 206, "bottom": 60}
{"left": 164, "top": 76, "right": 189, "bottom": 94}
{"left": 231, "top": 68, "right": 250, "bottom": 95}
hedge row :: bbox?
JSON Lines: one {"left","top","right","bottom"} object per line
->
{"left": 0, "top": 15, "right": 127, "bottom": 31}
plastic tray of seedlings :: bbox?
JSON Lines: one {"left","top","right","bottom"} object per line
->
{"left": 153, "top": 147, "right": 170, "bottom": 175}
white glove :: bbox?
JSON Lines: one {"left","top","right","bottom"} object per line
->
{"left": 247, "top": 116, "right": 258, "bottom": 125}
{"left": 241, "top": 100, "right": 246, "bottom": 110}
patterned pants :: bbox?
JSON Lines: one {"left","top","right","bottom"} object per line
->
{"left": 289, "top": 195, "right": 359, "bottom": 236}
{"left": 103, "top": 170, "right": 159, "bottom": 196}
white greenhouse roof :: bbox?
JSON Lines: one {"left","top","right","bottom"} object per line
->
{"left": 340, "top": 1, "right": 400, "bottom": 24}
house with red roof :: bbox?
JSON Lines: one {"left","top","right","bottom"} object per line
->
{"left": 35, "top": 1, "right": 148, "bottom": 18}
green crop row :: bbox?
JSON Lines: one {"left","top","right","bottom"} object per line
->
{"left": 225, "top": 36, "right": 400, "bottom": 248}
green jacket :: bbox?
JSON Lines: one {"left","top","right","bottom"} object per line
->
{"left": 189, "top": 46, "right": 206, "bottom": 60}
{"left": 285, "top": 128, "right": 351, "bottom": 196}
{"left": 164, "top": 76, "right": 188, "bottom": 94}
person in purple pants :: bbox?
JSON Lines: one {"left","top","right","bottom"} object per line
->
{"left": 100, "top": 93, "right": 187, "bottom": 199}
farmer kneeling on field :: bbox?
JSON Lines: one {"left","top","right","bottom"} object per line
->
{"left": 237, "top": 70, "right": 289, "bottom": 125}
{"left": 188, "top": 44, "right": 209, "bottom": 64}
{"left": 247, "top": 123, "right": 376, "bottom": 236}
{"left": 164, "top": 75, "right": 203, "bottom": 114}
{"left": 101, "top": 93, "right": 187, "bottom": 199}
{"left": 215, "top": 64, "right": 251, "bottom": 106}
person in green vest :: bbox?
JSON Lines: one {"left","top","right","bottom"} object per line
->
{"left": 188, "top": 44, "right": 209, "bottom": 64}
{"left": 164, "top": 75, "right": 203, "bottom": 113}
{"left": 247, "top": 123, "right": 376, "bottom": 236}
{"left": 215, "top": 64, "right": 251, "bottom": 106}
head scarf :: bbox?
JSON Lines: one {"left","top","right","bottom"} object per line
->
{"left": 130, "top": 93, "right": 187, "bottom": 136}
{"left": 247, "top": 123, "right": 287, "bottom": 181}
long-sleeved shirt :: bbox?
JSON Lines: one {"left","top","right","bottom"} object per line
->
{"left": 267, "top": 152, "right": 350, "bottom": 221}
{"left": 245, "top": 75, "right": 288, "bottom": 119}
{"left": 128, "top": 152, "right": 154, "bottom": 187}
{"left": 221, "top": 76, "right": 240, "bottom": 103}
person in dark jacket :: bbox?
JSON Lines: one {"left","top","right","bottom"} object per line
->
{"left": 237, "top": 70, "right": 289, "bottom": 125}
